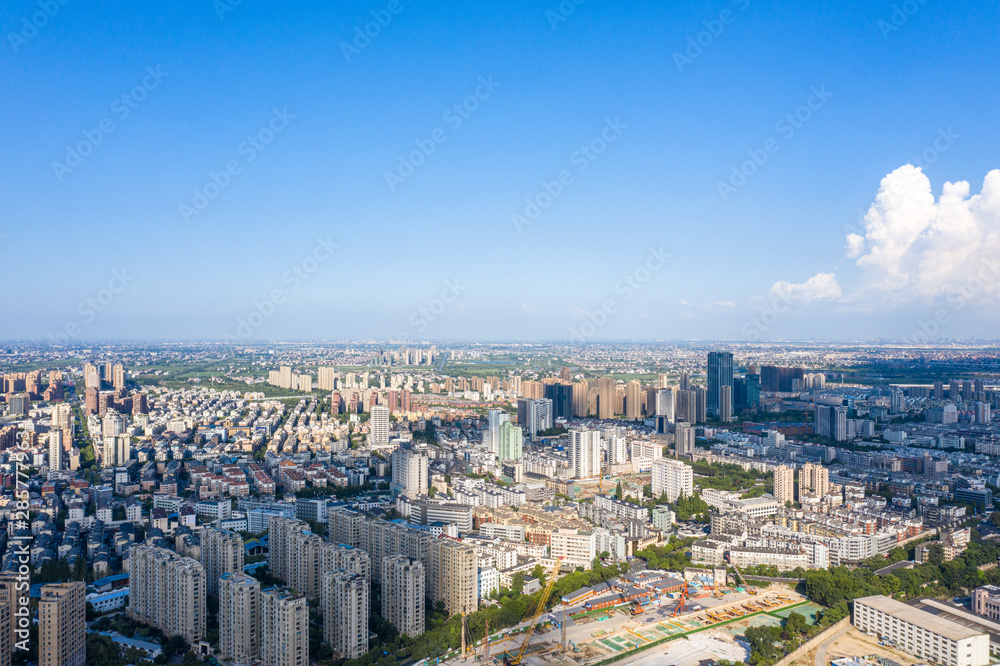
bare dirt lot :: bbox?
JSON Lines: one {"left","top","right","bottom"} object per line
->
{"left": 806, "top": 626, "right": 918, "bottom": 666}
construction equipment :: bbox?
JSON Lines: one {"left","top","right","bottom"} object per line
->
{"left": 670, "top": 584, "right": 689, "bottom": 618}
{"left": 724, "top": 554, "right": 757, "bottom": 595}
{"left": 569, "top": 640, "right": 581, "bottom": 653}
{"left": 504, "top": 558, "right": 563, "bottom": 665}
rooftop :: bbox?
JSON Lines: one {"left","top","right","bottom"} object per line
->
{"left": 856, "top": 595, "right": 985, "bottom": 642}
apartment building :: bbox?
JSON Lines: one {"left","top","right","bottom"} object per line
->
{"left": 129, "top": 545, "right": 206, "bottom": 644}
{"left": 322, "top": 571, "right": 369, "bottom": 660}
{"left": 429, "top": 538, "right": 477, "bottom": 617}
{"left": 651, "top": 458, "right": 693, "bottom": 502}
{"left": 382, "top": 556, "right": 425, "bottom": 638}
{"left": 260, "top": 586, "right": 308, "bottom": 666}
{"left": 218, "top": 572, "right": 260, "bottom": 665}
{"left": 854, "top": 595, "right": 989, "bottom": 666}
{"left": 200, "top": 527, "right": 244, "bottom": 596}
{"left": 550, "top": 529, "right": 597, "bottom": 570}
{"left": 774, "top": 465, "right": 794, "bottom": 505}
{"left": 38, "top": 582, "right": 86, "bottom": 666}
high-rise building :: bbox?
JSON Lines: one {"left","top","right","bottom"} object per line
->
{"left": 392, "top": 447, "right": 429, "bottom": 497}
{"left": 429, "top": 538, "right": 477, "bottom": 617}
{"left": 0, "top": 597, "right": 8, "bottom": 666}
{"left": 381, "top": 556, "right": 425, "bottom": 638}
{"left": 625, "top": 380, "right": 643, "bottom": 420}
{"left": 517, "top": 398, "right": 553, "bottom": 439}
{"left": 543, "top": 383, "right": 573, "bottom": 420}
{"left": 369, "top": 405, "right": 390, "bottom": 445}
{"left": 760, "top": 366, "right": 804, "bottom": 393}
{"left": 679, "top": 372, "right": 690, "bottom": 391}
{"left": 606, "top": 430, "right": 628, "bottom": 466}
{"left": 112, "top": 363, "right": 125, "bottom": 391}
{"left": 674, "top": 422, "right": 695, "bottom": 458}
{"left": 38, "top": 582, "right": 85, "bottom": 666}
{"left": 260, "top": 586, "right": 308, "bottom": 666}
{"left": 129, "top": 545, "right": 206, "bottom": 644}
{"left": 52, "top": 403, "right": 73, "bottom": 434}
{"left": 597, "top": 377, "right": 616, "bottom": 419}
{"left": 487, "top": 408, "right": 510, "bottom": 455}
{"left": 569, "top": 429, "right": 602, "bottom": 479}
{"left": 218, "top": 572, "right": 260, "bottom": 665}
{"left": 719, "top": 385, "right": 732, "bottom": 422}
{"left": 814, "top": 405, "right": 849, "bottom": 441}
{"left": 267, "top": 517, "right": 309, "bottom": 584}
{"left": 102, "top": 434, "right": 130, "bottom": 467}
{"left": 655, "top": 388, "right": 675, "bottom": 422}
{"left": 652, "top": 458, "right": 693, "bottom": 502}
{"left": 200, "top": 527, "right": 244, "bottom": 597}
{"left": 799, "top": 463, "right": 829, "bottom": 498}
{"left": 774, "top": 465, "right": 794, "bottom": 505}
{"left": 0, "top": 571, "right": 20, "bottom": 658}
{"left": 322, "top": 572, "right": 369, "bottom": 659}
{"left": 694, "top": 387, "right": 707, "bottom": 423}
{"left": 707, "top": 351, "right": 733, "bottom": 418}
{"left": 48, "top": 429, "right": 64, "bottom": 471}
{"left": 497, "top": 422, "right": 523, "bottom": 461}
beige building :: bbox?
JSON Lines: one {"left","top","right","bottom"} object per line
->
{"left": 0, "top": 571, "right": 20, "bottom": 662}
{"left": 267, "top": 516, "right": 309, "bottom": 584}
{"left": 549, "top": 529, "right": 597, "bottom": 570}
{"left": 38, "top": 582, "right": 86, "bottom": 666}
{"left": 200, "top": 527, "right": 244, "bottom": 597}
{"left": 382, "top": 556, "right": 425, "bottom": 637}
{"left": 429, "top": 538, "right": 477, "bottom": 617}
{"left": 774, "top": 465, "right": 794, "bottom": 505}
{"left": 261, "top": 586, "right": 308, "bottom": 666}
{"left": 798, "top": 463, "right": 829, "bottom": 498}
{"left": 218, "top": 573, "right": 260, "bottom": 664}
{"left": 129, "top": 545, "right": 206, "bottom": 643}
{"left": 322, "top": 572, "right": 369, "bottom": 660}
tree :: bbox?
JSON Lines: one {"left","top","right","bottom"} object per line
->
{"left": 615, "top": 481, "right": 623, "bottom": 500}
{"left": 928, "top": 543, "right": 946, "bottom": 566}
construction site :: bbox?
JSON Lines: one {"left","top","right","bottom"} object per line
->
{"left": 436, "top": 556, "right": 811, "bottom": 666}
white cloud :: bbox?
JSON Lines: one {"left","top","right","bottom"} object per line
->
{"left": 520, "top": 303, "right": 539, "bottom": 316}
{"left": 848, "top": 165, "right": 1000, "bottom": 301}
{"left": 769, "top": 272, "right": 842, "bottom": 304}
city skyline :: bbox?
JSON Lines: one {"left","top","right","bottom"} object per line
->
{"left": 2, "top": 1, "right": 999, "bottom": 342}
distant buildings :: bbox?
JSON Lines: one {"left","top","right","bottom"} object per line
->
{"left": 707, "top": 351, "right": 734, "bottom": 419}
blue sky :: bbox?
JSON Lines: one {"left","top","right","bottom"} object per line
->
{"left": 2, "top": 0, "right": 999, "bottom": 342}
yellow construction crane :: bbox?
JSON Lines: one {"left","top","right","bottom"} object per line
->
{"left": 504, "top": 558, "right": 563, "bottom": 665}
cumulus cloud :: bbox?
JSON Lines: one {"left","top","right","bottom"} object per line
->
{"left": 769, "top": 272, "right": 843, "bottom": 304}
{"left": 520, "top": 303, "right": 539, "bottom": 316}
{"left": 848, "top": 165, "right": 1000, "bottom": 301}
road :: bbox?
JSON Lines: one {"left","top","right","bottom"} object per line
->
{"left": 814, "top": 622, "right": 851, "bottom": 666}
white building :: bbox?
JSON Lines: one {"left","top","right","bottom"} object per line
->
{"left": 549, "top": 529, "right": 596, "bottom": 570}
{"left": 369, "top": 405, "right": 390, "bottom": 445}
{"left": 569, "top": 429, "right": 602, "bottom": 479}
{"left": 651, "top": 459, "right": 692, "bottom": 502}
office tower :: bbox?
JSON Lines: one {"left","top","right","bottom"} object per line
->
{"left": 814, "top": 405, "right": 848, "bottom": 441}
{"left": 606, "top": 431, "right": 628, "bottom": 466}
{"left": 517, "top": 398, "right": 553, "bottom": 439}
{"left": 429, "top": 538, "right": 477, "bottom": 617}
{"left": 391, "top": 447, "right": 429, "bottom": 497}
{"left": 267, "top": 517, "right": 309, "bottom": 584}
{"left": 625, "top": 380, "right": 642, "bottom": 420}
{"left": 112, "top": 363, "right": 125, "bottom": 391}
{"left": 369, "top": 405, "right": 389, "bottom": 445}
{"left": 655, "top": 388, "right": 675, "bottom": 422}
{"left": 322, "top": 572, "right": 369, "bottom": 659}
{"left": 129, "top": 545, "right": 206, "bottom": 643}
{"left": 799, "top": 463, "right": 829, "bottom": 498}
{"left": 760, "top": 366, "right": 805, "bottom": 393}
{"left": 543, "top": 382, "right": 573, "bottom": 420}
{"left": 260, "top": 587, "right": 308, "bottom": 666}
{"left": 706, "top": 351, "right": 734, "bottom": 418}
{"left": 745, "top": 373, "right": 761, "bottom": 409}
{"left": 497, "top": 422, "right": 523, "bottom": 461}
{"left": 38, "top": 582, "right": 85, "bottom": 666}
{"left": 597, "top": 377, "right": 615, "bottom": 419}
{"left": 569, "top": 429, "right": 602, "bottom": 479}
{"left": 218, "top": 573, "right": 260, "bottom": 665}
{"left": 674, "top": 422, "right": 695, "bottom": 458}
{"left": 572, "top": 381, "right": 589, "bottom": 417}
{"left": 200, "top": 528, "right": 244, "bottom": 597}
{"left": 487, "top": 408, "right": 510, "bottom": 454}
{"left": 652, "top": 459, "right": 693, "bottom": 502}
{"left": 48, "top": 429, "right": 64, "bottom": 471}
{"left": 774, "top": 465, "right": 794, "bottom": 505}
{"left": 719, "top": 385, "right": 732, "bottom": 422}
